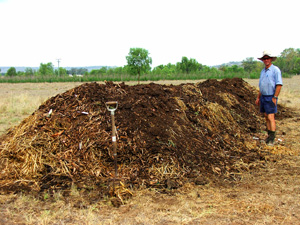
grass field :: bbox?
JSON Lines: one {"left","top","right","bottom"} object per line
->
{"left": 0, "top": 77, "right": 300, "bottom": 224}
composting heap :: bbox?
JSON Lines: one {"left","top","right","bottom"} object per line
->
{"left": 0, "top": 78, "right": 267, "bottom": 195}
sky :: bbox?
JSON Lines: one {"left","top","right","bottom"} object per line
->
{"left": 0, "top": 0, "right": 299, "bottom": 68}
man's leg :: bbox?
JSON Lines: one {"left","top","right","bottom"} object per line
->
{"left": 266, "top": 113, "right": 276, "bottom": 131}
{"left": 265, "top": 113, "right": 276, "bottom": 145}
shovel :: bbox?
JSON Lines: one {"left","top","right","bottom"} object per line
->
{"left": 105, "top": 101, "right": 118, "bottom": 190}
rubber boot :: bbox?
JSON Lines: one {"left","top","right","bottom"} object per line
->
{"left": 267, "top": 131, "right": 276, "bottom": 146}
{"left": 265, "top": 130, "right": 271, "bottom": 144}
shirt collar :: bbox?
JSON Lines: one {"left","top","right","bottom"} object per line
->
{"left": 265, "top": 64, "right": 273, "bottom": 72}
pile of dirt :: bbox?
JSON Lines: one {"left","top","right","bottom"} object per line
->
{"left": 0, "top": 78, "right": 286, "bottom": 199}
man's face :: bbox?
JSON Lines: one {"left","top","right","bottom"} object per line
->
{"left": 262, "top": 56, "right": 272, "bottom": 68}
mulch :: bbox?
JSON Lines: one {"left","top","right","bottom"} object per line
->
{"left": 0, "top": 78, "right": 292, "bottom": 201}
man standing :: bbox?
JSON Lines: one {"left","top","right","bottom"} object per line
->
{"left": 255, "top": 50, "right": 283, "bottom": 145}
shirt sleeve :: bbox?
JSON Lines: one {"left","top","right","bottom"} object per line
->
{"left": 275, "top": 66, "right": 283, "bottom": 86}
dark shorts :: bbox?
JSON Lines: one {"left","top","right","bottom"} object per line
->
{"left": 260, "top": 95, "right": 277, "bottom": 114}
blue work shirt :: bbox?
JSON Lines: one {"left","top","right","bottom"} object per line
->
{"left": 259, "top": 64, "right": 283, "bottom": 96}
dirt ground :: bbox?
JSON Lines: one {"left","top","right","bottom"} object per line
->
{"left": 0, "top": 76, "right": 300, "bottom": 224}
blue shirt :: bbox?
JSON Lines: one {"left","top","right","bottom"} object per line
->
{"left": 259, "top": 64, "right": 283, "bottom": 96}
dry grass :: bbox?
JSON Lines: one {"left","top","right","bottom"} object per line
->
{"left": 0, "top": 82, "right": 84, "bottom": 135}
{"left": 0, "top": 77, "right": 300, "bottom": 224}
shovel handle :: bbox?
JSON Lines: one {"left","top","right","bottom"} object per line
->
{"left": 105, "top": 101, "right": 118, "bottom": 111}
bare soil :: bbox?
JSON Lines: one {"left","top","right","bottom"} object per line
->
{"left": 0, "top": 76, "right": 299, "bottom": 224}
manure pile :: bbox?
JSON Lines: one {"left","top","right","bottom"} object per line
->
{"left": 0, "top": 78, "right": 266, "bottom": 196}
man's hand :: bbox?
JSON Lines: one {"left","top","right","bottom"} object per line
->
{"left": 255, "top": 98, "right": 260, "bottom": 106}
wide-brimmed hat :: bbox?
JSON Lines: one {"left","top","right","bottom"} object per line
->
{"left": 258, "top": 50, "right": 277, "bottom": 61}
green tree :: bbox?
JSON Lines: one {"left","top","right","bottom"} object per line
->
{"left": 177, "top": 57, "right": 201, "bottom": 74}
{"left": 280, "top": 48, "right": 298, "bottom": 58}
{"left": 218, "top": 65, "right": 228, "bottom": 72}
{"left": 107, "top": 67, "right": 123, "bottom": 75}
{"left": 126, "top": 48, "right": 152, "bottom": 83}
{"left": 6, "top": 67, "right": 17, "bottom": 77}
{"left": 220, "top": 65, "right": 244, "bottom": 74}
{"left": 55, "top": 67, "right": 67, "bottom": 76}
{"left": 292, "top": 57, "right": 300, "bottom": 74}
{"left": 152, "top": 65, "right": 163, "bottom": 75}
{"left": 152, "top": 63, "right": 177, "bottom": 76}
{"left": 275, "top": 48, "right": 300, "bottom": 74}
{"left": 255, "top": 61, "right": 264, "bottom": 73}
{"left": 202, "top": 65, "right": 213, "bottom": 73}
{"left": 68, "top": 67, "right": 88, "bottom": 75}
{"left": 99, "top": 67, "right": 108, "bottom": 74}
{"left": 90, "top": 69, "right": 99, "bottom": 75}
{"left": 39, "top": 62, "right": 54, "bottom": 75}
{"left": 242, "top": 57, "right": 256, "bottom": 72}
{"left": 69, "top": 68, "right": 77, "bottom": 75}
{"left": 25, "top": 67, "right": 35, "bottom": 76}
{"left": 17, "top": 71, "right": 25, "bottom": 76}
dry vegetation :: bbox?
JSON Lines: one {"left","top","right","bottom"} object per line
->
{"left": 0, "top": 77, "right": 300, "bottom": 224}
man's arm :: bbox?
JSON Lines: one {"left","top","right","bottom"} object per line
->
{"left": 255, "top": 91, "right": 261, "bottom": 106}
{"left": 273, "top": 85, "right": 282, "bottom": 105}
{"left": 274, "top": 84, "right": 282, "bottom": 97}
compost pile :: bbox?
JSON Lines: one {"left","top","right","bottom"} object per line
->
{"left": 1, "top": 78, "right": 269, "bottom": 196}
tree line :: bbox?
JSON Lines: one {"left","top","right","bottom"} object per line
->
{"left": 3, "top": 64, "right": 89, "bottom": 77}
{"left": 2, "top": 48, "right": 299, "bottom": 81}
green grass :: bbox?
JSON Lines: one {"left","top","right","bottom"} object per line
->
{"left": 0, "top": 72, "right": 293, "bottom": 83}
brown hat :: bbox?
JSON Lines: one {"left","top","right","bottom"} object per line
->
{"left": 258, "top": 50, "right": 277, "bottom": 61}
